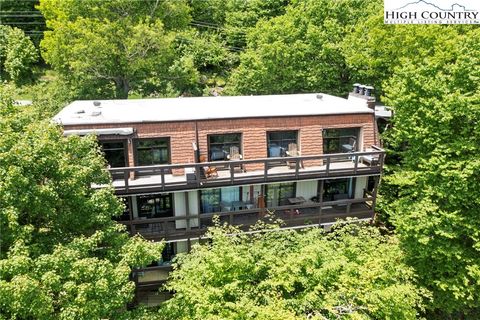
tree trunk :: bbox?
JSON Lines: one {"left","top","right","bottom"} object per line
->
{"left": 114, "top": 77, "right": 130, "bottom": 99}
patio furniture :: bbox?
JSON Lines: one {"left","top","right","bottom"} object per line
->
{"left": 361, "top": 149, "right": 379, "bottom": 166}
{"left": 288, "top": 196, "right": 306, "bottom": 205}
{"left": 341, "top": 137, "right": 356, "bottom": 153}
{"left": 286, "top": 143, "right": 303, "bottom": 169}
{"left": 228, "top": 146, "right": 245, "bottom": 172}
{"left": 199, "top": 155, "right": 218, "bottom": 179}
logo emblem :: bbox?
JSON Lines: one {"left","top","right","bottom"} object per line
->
{"left": 384, "top": 0, "right": 480, "bottom": 24}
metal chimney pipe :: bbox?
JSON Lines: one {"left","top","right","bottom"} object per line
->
{"left": 353, "top": 83, "right": 361, "bottom": 93}
{"left": 365, "top": 86, "right": 374, "bottom": 97}
{"left": 358, "top": 85, "right": 365, "bottom": 95}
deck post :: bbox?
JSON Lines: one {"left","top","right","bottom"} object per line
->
{"left": 318, "top": 180, "right": 324, "bottom": 225}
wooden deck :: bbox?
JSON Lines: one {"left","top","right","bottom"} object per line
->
{"left": 121, "top": 198, "right": 375, "bottom": 242}
{"left": 105, "top": 148, "right": 384, "bottom": 195}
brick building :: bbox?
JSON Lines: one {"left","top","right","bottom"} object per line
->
{"left": 54, "top": 89, "right": 385, "bottom": 305}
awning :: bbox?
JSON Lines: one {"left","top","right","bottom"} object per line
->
{"left": 63, "top": 127, "right": 134, "bottom": 136}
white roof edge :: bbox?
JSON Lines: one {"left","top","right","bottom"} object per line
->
{"left": 63, "top": 128, "right": 134, "bottom": 136}
{"left": 54, "top": 93, "right": 374, "bottom": 126}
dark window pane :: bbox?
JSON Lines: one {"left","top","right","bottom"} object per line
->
{"left": 265, "top": 182, "right": 295, "bottom": 206}
{"left": 136, "top": 138, "right": 170, "bottom": 166}
{"left": 322, "top": 128, "right": 360, "bottom": 154}
{"left": 100, "top": 141, "right": 127, "bottom": 168}
{"left": 208, "top": 134, "right": 241, "bottom": 161}
{"left": 267, "top": 131, "right": 297, "bottom": 157}
{"left": 137, "top": 194, "right": 173, "bottom": 218}
{"left": 200, "top": 189, "right": 221, "bottom": 213}
{"left": 323, "top": 178, "right": 355, "bottom": 201}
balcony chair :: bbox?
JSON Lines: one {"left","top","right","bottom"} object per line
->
{"left": 199, "top": 155, "right": 218, "bottom": 179}
{"left": 361, "top": 148, "right": 379, "bottom": 166}
{"left": 228, "top": 146, "right": 245, "bottom": 172}
{"left": 286, "top": 143, "right": 303, "bottom": 169}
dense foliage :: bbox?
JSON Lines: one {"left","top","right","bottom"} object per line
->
{"left": 228, "top": 0, "right": 380, "bottom": 96}
{"left": 38, "top": 0, "right": 191, "bottom": 98}
{"left": 0, "top": 26, "right": 38, "bottom": 85}
{"left": 160, "top": 220, "right": 426, "bottom": 319}
{"left": 381, "top": 28, "right": 480, "bottom": 317}
{"left": 0, "top": 90, "right": 163, "bottom": 319}
{"left": 2, "top": 0, "right": 480, "bottom": 318}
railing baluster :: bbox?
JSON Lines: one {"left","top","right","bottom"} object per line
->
{"left": 353, "top": 155, "right": 358, "bottom": 174}
{"left": 160, "top": 168, "right": 165, "bottom": 191}
{"left": 295, "top": 159, "right": 299, "bottom": 179}
{"left": 124, "top": 170, "right": 129, "bottom": 192}
{"left": 264, "top": 160, "right": 268, "bottom": 181}
{"left": 195, "top": 164, "right": 201, "bottom": 188}
{"left": 230, "top": 163, "right": 234, "bottom": 184}
{"left": 326, "top": 157, "right": 331, "bottom": 176}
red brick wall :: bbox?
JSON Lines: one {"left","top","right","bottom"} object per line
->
{"left": 63, "top": 113, "right": 377, "bottom": 172}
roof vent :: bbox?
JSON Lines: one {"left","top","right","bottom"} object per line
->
{"left": 93, "top": 101, "right": 101, "bottom": 107}
{"left": 316, "top": 94, "right": 323, "bottom": 100}
{"left": 75, "top": 109, "right": 85, "bottom": 114}
{"left": 91, "top": 110, "right": 102, "bottom": 116}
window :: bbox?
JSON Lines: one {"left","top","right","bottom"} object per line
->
{"left": 136, "top": 138, "right": 170, "bottom": 166}
{"left": 100, "top": 141, "right": 127, "bottom": 168}
{"left": 322, "top": 178, "right": 355, "bottom": 202}
{"left": 267, "top": 131, "right": 298, "bottom": 157}
{"left": 265, "top": 182, "right": 296, "bottom": 207}
{"left": 322, "top": 128, "right": 360, "bottom": 154}
{"left": 208, "top": 133, "right": 241, "bottom": 161}
{"left": 137, "top": 194, "right": 173, "bottom": 218}
{"left": 200, "top": 189, "right": 221, "bottom": 213}
{"left": 200, "top": 187, "right": 241, "bottom": 213}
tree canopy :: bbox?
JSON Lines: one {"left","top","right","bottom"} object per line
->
{"left": 160, "top": 219, "right": 426, "bottom": 320}
{"left": 227, "top": 0, "right": 381, "bottom": 96}
{"left": 381, "top": 27, "right": 480, "bottom": 316}
{"left": 0, "top": 89, "right": 163, "bottom": 319}
{"left": 38, "top": 0, "right": 191, "bottom": 98}
{"left": 3, "top": 1, "right": 480, "bottom": 318}
{"left": 0, "top": 26, "right": 38, "bottom": 85}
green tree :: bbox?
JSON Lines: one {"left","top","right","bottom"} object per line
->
{"left": 382, "top": 28, "right": 480, "bottom": 317}
{"left": 0, "top": 25, "right": 38, "bottom": 84}
{"left": 0, "top": 88, "right": 163, "bottom": 319}
{"left": 38, "top": 0, "right": 191, "bottom": 99}
{"left": 342, "top": 12, "right": 476, "bottom": 96}
{"left": 227, "top": 0, "right": 379, "bottom": 96}
{"left": 160, "top": 219, "right": 426, "bottom": 319}
{"left": 0, "top": 0, "right": 46, "bottom": 46}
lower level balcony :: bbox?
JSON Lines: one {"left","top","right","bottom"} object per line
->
{"left": 120, "top": 194, "right": 376, "bottom": 242}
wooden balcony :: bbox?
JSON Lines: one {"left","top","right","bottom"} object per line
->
{"left": 120, "top": 196, "right": 376, "bottom": 242}
{"left": 106, "top": 146, "right": 384, "bottom": 195}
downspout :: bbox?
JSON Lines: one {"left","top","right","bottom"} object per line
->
{"left": 194, "top": 120, "right": 200, "bottom": 163}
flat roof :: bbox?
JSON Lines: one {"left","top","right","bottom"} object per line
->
{"left": 53, "top": 93, "right": 374, "bottom": 126}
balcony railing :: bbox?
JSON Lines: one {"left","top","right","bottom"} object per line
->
{"left": 107, "top": 146, "right": 384, "bottom": 195}
{"left": 120, "top": 196, "right": 376, "bottom": 242}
